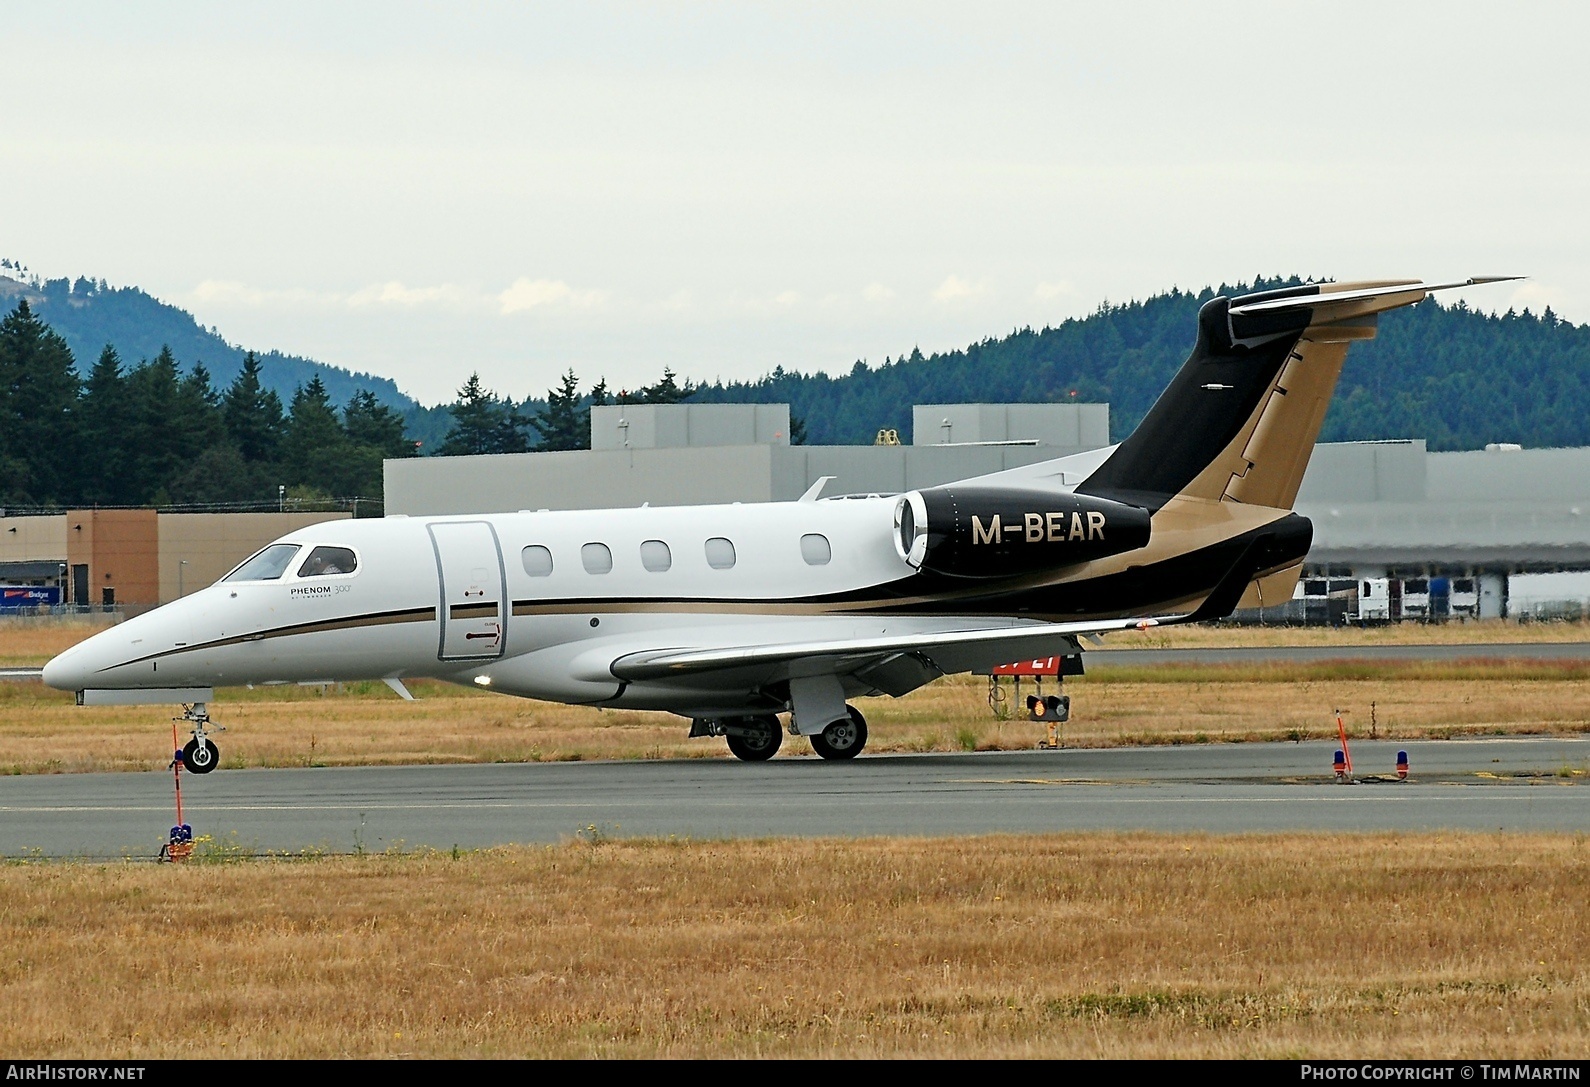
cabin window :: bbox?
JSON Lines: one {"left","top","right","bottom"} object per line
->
{"left": 704, "top": 537, "right": 736, "bottom": 570}
{"left": 522, "top": 545, "right": 553, "bottom": 577}
{"left": 640, "top": 540, "right": 672, "bottom": 572}
{"left": 800, "top": 533, "right": 832, "bottom": 566}
{"left": 581, "top": 542, "right": 613, "bottom": 575}
{"left": 297, "top": 546, "right": 357, "bottom": 577}
{"left": 224, "top": 543, "right": 300, "bottom": 582}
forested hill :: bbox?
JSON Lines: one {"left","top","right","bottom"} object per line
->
{"left": 687, "top": 278, "right": 1590, "bottom": 451}
{"left": 0, "top": 274, "right": 414, "bottom": 413}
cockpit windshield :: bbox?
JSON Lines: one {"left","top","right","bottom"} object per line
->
{"left": 223, "top": 543, "right": 301, "bottom": 582}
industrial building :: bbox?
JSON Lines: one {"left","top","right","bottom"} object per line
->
{"left": 385, "top": 402, "right": 1590, "bottom": 622}
{"left": 0, "top": 509, "right": 349, "bottom": 612}
{"left": 388, "top": 402, "right": 1112, "bottom": 513}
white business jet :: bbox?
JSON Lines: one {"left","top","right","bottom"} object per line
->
{"left": 43, "top": 278, "right": 1514, "bottom": 766}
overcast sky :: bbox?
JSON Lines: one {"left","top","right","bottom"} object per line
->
{"left": 4, "top": 2, "right": 1587, "bottom": 404}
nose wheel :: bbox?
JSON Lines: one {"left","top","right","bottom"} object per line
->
{"left": 175, "top": 702, "right": 223, "bottom": 775}
{"left": 182, "top": 736, "right": 220, "bottom": 773}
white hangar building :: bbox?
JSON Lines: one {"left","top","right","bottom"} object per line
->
{"left": 384, "top": 402, "right": 1590, "bottom": 621}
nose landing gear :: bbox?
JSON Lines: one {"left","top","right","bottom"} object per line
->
{"left": 175, "top": 702, "right": 224, "bottom": 775}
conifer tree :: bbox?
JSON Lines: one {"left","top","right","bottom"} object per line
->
{"left": 342, "top": 390, "right": 416, "bottom": 498}
{"left": 78, "top": 345, "right": 133, "bottom": 504}
{"left": 343, "top": 390, "right": 413, "bottom": 459}
{"left": 124, "top": 346, "right": 185, "bottom": 503}
{"left": 223, "top": 351, "right": 285, "bottom": 465}
{"left": 531, "top": 369, "right": 586, "bottom": 451}
{"left": 437, "top": 373, "right": 531, "bottom": 455}
{"left": 283, "top": 377, "right": 352, "bottom": 494}
{"left": 640, "top": 366, "right": 692, "bottom": 404}
{"left": 0, "top": 300, "right": 81, "bottom": 504}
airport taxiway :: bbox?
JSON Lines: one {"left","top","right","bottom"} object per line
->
{"left": 2, "top": 737, "right": 1587, "bottom": 858}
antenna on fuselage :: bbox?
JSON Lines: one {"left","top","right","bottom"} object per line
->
{"left": 799, "top": 476, "right": 837, "bottom": 503}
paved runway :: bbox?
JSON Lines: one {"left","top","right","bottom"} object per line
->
{"left": 3, "top": 737, "right": 1587, "bottom": 858}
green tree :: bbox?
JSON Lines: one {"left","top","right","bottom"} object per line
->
{"left": 223, "top": 351, "right": 286, "bottom": 465}
{"left": 77, "top": 345, "right": 133, "bottom": 504}
{"left": 343, "top": 389, "right": 415, "bottom": 498}
{"left": 437, "top": 373, "right": 531, "bottom": 455}
{"left": 0, "top": 300, "right": 81, "bottom": 504}
{"left": 173, "top": 362, "right": 228, "bottom": 452}
{"left": 639, "top": 366, "right": 692, "bottom": 404}
{"left": 531, "top": 369, "right": 586, "bottom": 451}
{"left": 344, "top": 390, "right": 413, "bottom": 458}
{"left": 124, "top": 346, "right": 185, "bottom": 503}
{"left": 282, "top": 377, "right": 352, "bottom": 494}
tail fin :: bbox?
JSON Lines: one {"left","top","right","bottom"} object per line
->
{"left": 1076, "top": 277, "right": 1518, "bottom": 511}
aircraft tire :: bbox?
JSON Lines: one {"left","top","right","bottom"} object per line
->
{"left": 810, "top": 706, "right": 867, "bottom": 761}
{"left": 725, "top": 715, "right": 783, "bottom": 762}
{"left": 183, "top": 737, "right": 220, "bottom": 775}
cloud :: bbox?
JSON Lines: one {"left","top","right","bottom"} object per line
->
{"left": 346, "top": 281, "right": 470, "bottom": 308}
{"left": 932, "top": 275, "right": 989, "bottom": 303}
{"left": 498, "top": 277, "right": 605, "bottom": 314}
{"left": 1505, "top": 280, "right": 1568, "bottom": 316}
{"left": 862, "top": 282, "right": 895, "bottom": 302}
{"left": 191, "top": 278, "right": 472, "bottom": 311}
{"left": 190, "top": 279, "right": 329, "bottom": 308}
{"left": 1034, "top": 280, "right": 1075, "bottom": 300}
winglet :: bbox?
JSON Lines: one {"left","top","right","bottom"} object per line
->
{"left": 799, "top": 476, "right": 836, "bottom": 502}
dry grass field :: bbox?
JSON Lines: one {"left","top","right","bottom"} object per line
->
{"left": 2, "top": 618, "right": 1589, "bottom": 772}
{"left": 2, "top": 662, "right": 1588, "bottom": 773}
{"left": 1, "top": 834, "right": 1586, "bottom": 1058}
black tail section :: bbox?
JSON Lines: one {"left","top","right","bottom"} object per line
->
{"left": 1076, "top": 287, "right": 1318, "bottom": 509}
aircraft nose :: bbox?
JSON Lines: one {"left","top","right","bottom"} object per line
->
{"left": 41, "top": 648, "right": 88, "bottom": 692}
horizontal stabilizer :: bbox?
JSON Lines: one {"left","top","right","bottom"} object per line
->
{"left": 1229, "top": 277, "right": 1522, "bottom": 319}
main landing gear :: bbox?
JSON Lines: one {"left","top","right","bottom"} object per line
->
{"left": 690, "top": 714, "right": 784, "bottom": 762}
{"left": 690, "top": 705, "right": 868, "bottom": 762}
{"left": 176, "top": 702, "right": 223, "bottom": 775}
{"left": 808, "top": 706, "right": 867, "bottom": 761}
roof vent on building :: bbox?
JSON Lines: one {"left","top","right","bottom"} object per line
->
{"left": 1484, "top": 443, "right": 1523, "bottom": 453}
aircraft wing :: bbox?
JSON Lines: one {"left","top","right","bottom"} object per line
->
{"left": 595, "top": 615, "right": 1161, "bottom": 684}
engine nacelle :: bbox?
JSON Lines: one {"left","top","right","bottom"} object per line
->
{"left": 894, "top": 485, "right": 1151, "bottom": 578}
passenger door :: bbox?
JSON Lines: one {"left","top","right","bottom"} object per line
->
{"left": 428, "top": 521, "right": 508, "bottom": 662}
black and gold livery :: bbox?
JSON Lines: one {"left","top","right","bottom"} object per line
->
{"left": 898, "top": 486, "right": 1152, "bottom": 579}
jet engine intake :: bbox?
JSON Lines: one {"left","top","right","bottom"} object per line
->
{"left": 895, "top": 485, "right": 1151, "bottom": 578}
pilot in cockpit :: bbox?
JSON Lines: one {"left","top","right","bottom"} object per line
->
{"left": 300, "top": 547, "right": 353, "bottom": 577}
